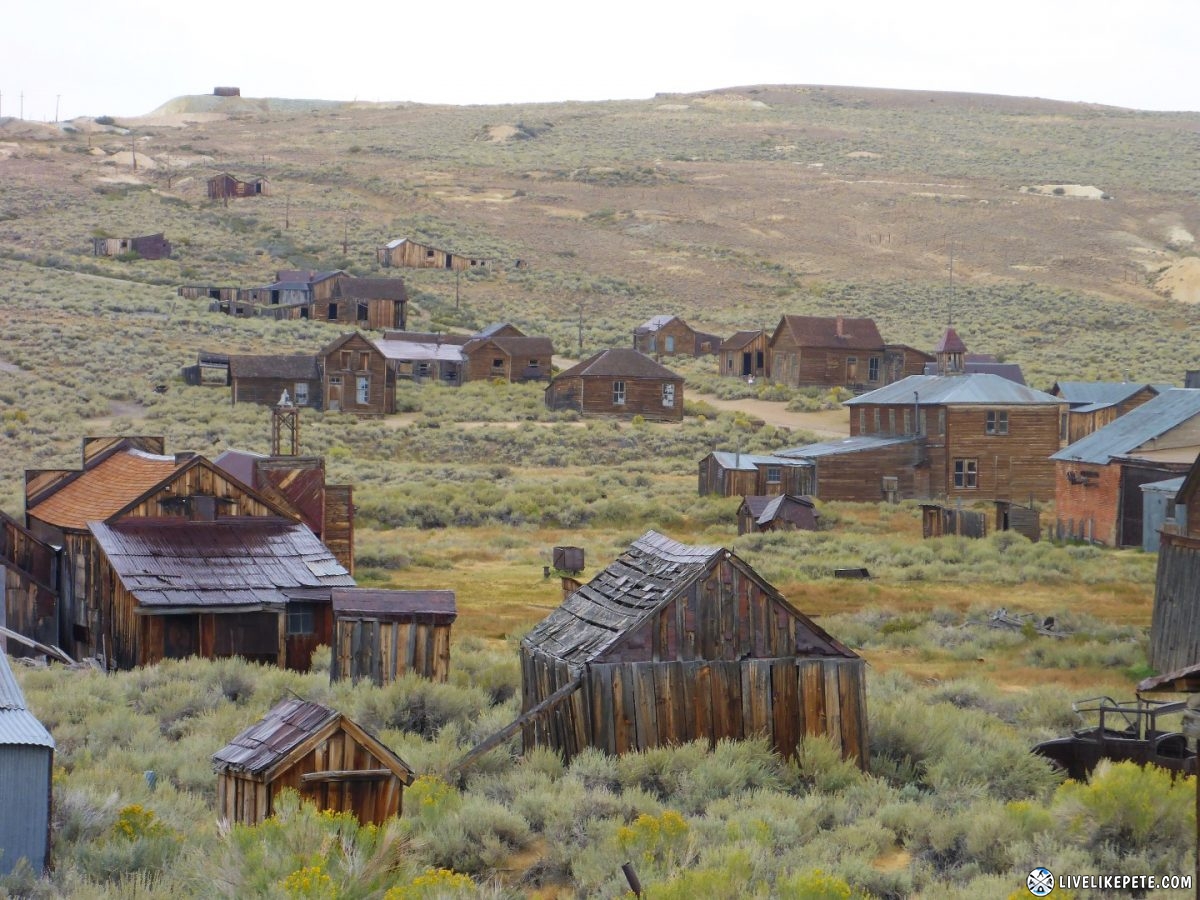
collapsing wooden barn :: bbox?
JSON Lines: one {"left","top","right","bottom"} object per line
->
{"left": 212, "top": 698, "right": 414, "bottom": 826}
{"left": 330, "top": 588, "right": 456, "bottom": 684}
{"left": 517, "top": 531, "right": 867, "bottom": 765}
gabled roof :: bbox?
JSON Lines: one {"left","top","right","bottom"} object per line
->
{"left": 212, "top": 449, "right": 267, "bottom": 487}
{"left": 739, "top": 494, "right": 818, "bottom": 526}
{"left": 776, "top": 315, "right": 884, "bottom": 351}
{"left": 633, "top": 315, "right": 680, "bottom": 334}
{"left": 844, "top": 373, "right": 1063, "bottom": 406}
{"left": 211, "top": 698, "right": 414, "bottom": 784}
{"left": 373, "top": 338, "right": 465, "bottom": 363}
{"left": 383, "top": 331, "right": 470, "bottom": 346}
{"left": 1050, "top": 381, "right": 1165, "bottom": 408}
{"left": 1052, "top": 389, "right": 1200, "bottom": 465}
{"left": 319, "top": 332, "right": 379, "bottom": 357}
{"left": 27, "top": 449, "right": 188, "bottom": 529}
{"left": 462, "top": 336, "right": 554, "bottom": 357}
{"left": 334, "top": 277, "right": 409, "bottom": 301}
{"left": 475, "top": 322, "right": 524, "bottom": 339}
{"left": 933, "top": 327, "right": 968, "bottom": 353}
{"left": 0, "top": 653, "right": 54, "bottom": 749}
{"left": 522, "top": 530, "right": 855, "bottom": 668}
{"left": 332, "top": 588, "right": 456, "bottom": 623}
{"left": 708, "top": 451, "right": 812, "bottom": 472}
{"left": 553, "top": 348, "right": 681, "bottom": 381}
{"left": 720, "top": 330, "right": 765, "bottom": 351}
{"left": 228, "top": 355, "right": 319, "bottom": 380}
{"left": 777, "top": 435, "right": 921, "bottom": 458}
{"left": 89, "top": 518, "right": 354, "bottom": 610}
{"left": 276, "top": 269, "right": 343, "bottom": 285}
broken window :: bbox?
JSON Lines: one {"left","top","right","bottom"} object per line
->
{"left": 954, "top": 458, "right": 978, "bottom": 489}
{"left": 662, "top": 383, "right": 675, "bottom": 407}
{"left": 613, "top": 381, "right": 626, "bottom": 405}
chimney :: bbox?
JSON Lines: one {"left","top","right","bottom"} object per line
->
{"left": 836, "top": 315, "right": 844, "bottom": 338}
{"left": 174, "top": 451, "right": 198, "bottom": 465}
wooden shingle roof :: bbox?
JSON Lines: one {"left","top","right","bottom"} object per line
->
{"left": 228, "top": 355, "right": 319, "bottom": 380}
{"left": 779, "top": 315, "right": 884, "bottom": 350}
{"left": 26, "top": 449, "right": 186, "bottom": 530}
{"left": 553, "top": 348, "right": 681, "bottom": 381}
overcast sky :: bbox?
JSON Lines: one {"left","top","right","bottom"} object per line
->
{"left": 4, "top": 0, "right": 1197, "bottom": 122}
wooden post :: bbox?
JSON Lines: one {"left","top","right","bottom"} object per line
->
{"left": 622, "top": 862, "right": 643, "bottom": 897}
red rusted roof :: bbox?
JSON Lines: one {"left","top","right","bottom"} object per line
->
{"left": 332, "top": 588, "right": 456, "bottom": 622}
{"left": 27, "top": 449, "right": 187, "bottom": 530}
{"left": 933, "top": 327, "right": 968, "bottom": 353}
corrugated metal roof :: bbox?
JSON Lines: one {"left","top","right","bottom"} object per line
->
{"left": 0, "top": 655, "right": 54, "bottom": 748}
{"left": 332, "top": 588, "right": 456, "bottom": 621}
{"left": 1141, "top": 476, "right": 1186, "bottom": 494}
{"left": 709, "top": 452, "right": 812, "bottom": 471}
{"left": 374, "top": 338, "right": 465, "bottom": 363}
{"left": 777, "top": 435, "right": 920, "bottom": 458}
{"left": 553, "top": 348, "right": 681, "bottom": 380}
{"left": 1051, "top": 381, "right": 1159, "bottom": 407}
{"left": 633, "top": 315, "right": 676, "bottom": 334}
{"left": 845, "top": 373, "right": 1063, "bottom": 406}
{"left": 476, "top": 322, "right": 522, "bottom": 338}
{"left": 1052, "top": 389, "right": 1200, "bottom": 465}
{"left": 88, "top": 518, "right": 353, "bottom": 609}
{"left": 27, "top": 449, "right": 186, "bottom": 530}
{"left": 922, "top": 361, "right": 1027, "bottom": 384}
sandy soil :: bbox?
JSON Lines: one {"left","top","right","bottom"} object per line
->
{"left": 690, "top": 393, "right": 849, "bottom": 437}
{"left": 1155, "top": 257, "right": 1200, "bottom": 303}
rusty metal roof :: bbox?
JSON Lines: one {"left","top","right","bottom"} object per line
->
{"left": 88, "top": 518, "right": 353, "bottom": 610}
{"left": 709, "top": 451, "right": 812, "bottom": 472}
{"left": 932, "top": 327, "right": 968, "bottom": 353}
{"left": 27, "top": 449, "right": 187, "bottom": 530}
{"left": 332, "top": 588, "right": 456, "bottom": 622}
{"left": 553, "top": 348, "right": 681, "bottom": 381}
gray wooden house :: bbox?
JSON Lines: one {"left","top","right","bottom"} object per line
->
{"left": 518, "top": 531, "right": 867, "bottom": 765}
{"left": 0, "top": 652, "right": 54, "bottom": 875}
{"left": 330, "top": 588, "right": 456, "bottom": 684}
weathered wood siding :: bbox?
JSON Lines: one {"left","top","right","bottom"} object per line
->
{"left": 697, "top": 456, "right": 759, "bottom": 497}
{"left": 634, "top": 319, "right": 698, "bottom": 357}
{"left": 546, "top": 376, "right": 683, "bottom": 421}
{"left": 324, "top": 485, "right": 354, "bottom": 576}
{"left": 811, "top": 443, "right": 923, "bottom": 502}
{"left": 231, "top": 376, "right": 322, "bottom": 409}
{"left": 377, "top": 241, "right": 488, "bottom": 272}
{"left": 770, "top": 337, "right": 884, "bottom": 389}
{"left": 1150, "top": 533, "right": 1200, "bottom": 673}
{"left": 321, "top": 336, "right": 391, "bottom": 416}
{"left": 331, "top": 617, "right": 452, "bottom": 683}
{"left": 719, "top": 333, "right": 770, "bottom": 378}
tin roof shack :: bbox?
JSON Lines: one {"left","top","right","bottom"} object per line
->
{"left": 374, "top": 334, "right": 465, "bottom": 385}
{"left": 719, "top": 330, "right": 770, "bottom": 379}
{"left": 845, "top": 373, "right": 1066, "bottom": 503}
{"left": 319, "top": 333, "right": 392, "bottom": 416}
{"left": 0, "top": 511, "right": 60, "bottom": 657}
{"left": 777, "top": 436, "right": 924, "bottom": 503}
{"left": 207, "top": 173, "right": 269, "bottom": 200}
{"left": 229, "top": 355, "right": 322, "bottom": 409}
{"left": 768, "top": 315, "right": 889, "bottom": 390}
{"left": 92, "top": 233, "right": 172, "bottom": 260}
{"left": 736, "top": 494, "right": 819, "bottom": 535}
{"left": 213, "top": 699, "right": 414, "bottom": 826}
{"left": 377, "top": 237, "right": 490, "bottom": 272}
{"left": 330, "top": 589, "right": 456, "bottom": 684}
{"left": 89, "top": 518, "right": 353, "bottom": 669}
{"left": 1050, "top": 381, "right": 1169, "bottom": 445}
{"left": 1141, "top": 477, "right": 1186, "bottom": 553}
{"left": 461, "top": 336, "right": 554, "bottom": 383}
{"left": 1051, "top": 390, "right": 1200, "bottom": 546}
{"left": 633, "top": 316, "right": 721, "bottom": 357}
{"left": 0, "top": 653, "right": 54, "bottom": 875}
{"left": 518, "top": 531, "right": 867, "bottom": 765}
{"left": 697, "top": 452, "right": 814, "bottom": 498}
{"left": 545, "top": 348, "right": 683, "bottom": 421}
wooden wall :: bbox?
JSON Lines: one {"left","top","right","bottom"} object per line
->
{"left": 1150, "top": 533, "right": 1200, "bottom": 672}
{"left": 546, "top": 376, "right": 683, "bottom": 421}
{"left": 321, "top": 337, "right": 391, "bottom": 416}
{"left": 634, "top": 320, "right": 698, "bottom": 357}
{"left": 324, "top": 485, "right": 354, "bottom": 576}
{"left": 770, "top": 341, "right": 884, "bottom": 389}
{"left": 331, "top": 617, "right": 452, "bottom": 683}
{"left": 232, "top": 376, "right": 322, "bottom": 408}
{"left": 697, "top": 456, "right": 759, "bottom": 497}
{"left": 719, "top": 333, "right": 770, "bottom": 378}
{"left": 377, "top": 241, "right": 488, "bottom": 272}
{"left": 811, "top": 442, "right": 922, "bottom": 502}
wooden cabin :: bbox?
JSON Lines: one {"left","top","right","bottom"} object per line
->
{"left": 1150, "top": 454, "right": 1200, "bottom": 671}
{"left": 330, "top": 588, "right": 456, "bottom": 684}
{"left": 768, "top": 315, "right": 888, "bottom": 389}
{"left": 1050, "top": 381, "right": 1167, "bottom": 445}
{"left": 697, "top": 452, "right": 813, "bottom": 498}
{"left": 213, "top": 699, "right": 414, "bottom": 826}
{"left": 775, "top": 436, "right": 924, "bottom": 503}
{"left": 633, "top": 316, "right": 720, "bottom": 357}
{"left": 321, "top": 277, "right": 408, "bottom": 330}
{"left": 845, "top": 373, "right": 1066, "bottom": 503}
{"left": 719, "top": 330, "right": 770, "bottom": 379}
{"left": 229, "top": 355, "right": 322, "bottom": 409}
{"left": 319, "top": 333, "right": 392, "bottom": 415}
{"left": 377, "top": 238, "right": 490, "bottom": 272}
{"left": 518, "top": 531, "right": 867, "bottom": 765}
{"left": 92, "top": 233, "right": 172, "bottom": 260}
{"left": 462, "top": 336, "right": 554, "bottom": 383}
{"left": 375, "top": 334, "right": 465, "bottom": 385}
{"left": 736, "top": 495, "right": 819, "bottom": 535}
{"left": 207, "top": 173, "right": 269, "bottom": 200}
{"left": 545, "top": 349, "right": 683, "bottom": 421}
{"left": 1052, "top": 390, "right": 1200, "bottom": 546}
{"left": 0, "top": 653, "right": 54, "bottom": 875}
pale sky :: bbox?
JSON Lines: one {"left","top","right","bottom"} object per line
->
{"left": 4, "top": 0, "right": 1197, "bottom": 122}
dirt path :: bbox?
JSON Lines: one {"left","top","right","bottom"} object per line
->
{"left": 690, "top": 393, "right": 849, "bottom": 437}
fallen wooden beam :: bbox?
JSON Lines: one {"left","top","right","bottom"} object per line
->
{"left": 0, "top": 625, "right": 75, "bottom": 664}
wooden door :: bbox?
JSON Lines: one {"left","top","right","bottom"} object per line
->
{"left": 163, "top": 615, "right": 200, "bottom": 659}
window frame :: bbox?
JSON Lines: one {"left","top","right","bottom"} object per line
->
{"left": 287, "top": 603, "right": 316, "bottom": 636}
{"left": 613, "top": 380, "right": 626, "bottom": 405}
{"left": 953, "top": 458, "right": 979, "bottom": 489}
{"left": 765, "top": 466, "right": 782, "bottom": 485}
{"left": 868, "top": 356, "right": 880, "bottom": 382}
{"left": 986, "top": 410, "right": 1009, "bottom": 435}
{"left": 662, "top": 383, "right": 676, "bottom": 407}
{"left": 356, "top": 375, "right": 370, "bottom": 404}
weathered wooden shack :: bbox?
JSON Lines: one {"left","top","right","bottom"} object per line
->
{"left": 330, "top": 589, "right": 456, "bottom": 684}
{"left": 697, "top": 452, "right": 814, "bottom": 498}
{"left": 920, "top": 503, "right": 988, "bottom": 538}
{"left": 1051, "top": 390, "right": 1200, "bottom": 546}
{"left": 633, "top": 316, "right": 720, "bottom": 357}
{"left": 1050, "top": 381, "right": 1167, "bottom": 444}
{"left": 518, "top": 531, "right": 868, "bottom": 765}
{"left": 776, "top": 436, "right": 924, "bottom": 503}
{"left": 461, "top": 336, "right": 554, "bottom": 383}
{"left": 1140, "top": 477, "right": 1185, "bottom": 553}
{"left": 719, "top": 330, "right": 770, "bottom": 378}
{"left": 1149, "top": 454, "right": 1200, "bottom": 670}
{"left": 0, "top": 653, "right": 55, "bottom": 875}
{"left": 321, "top": 277, "right": 408, "bottom": 330}
{"left": 0, "top": 511, "right": 60, "bottom": 656}
{"left": 994, "top": 500, "right": 1041, "bottom": 542}
{"left": 736, "top": 495, "right": 820, "bottom": 535}
{"left": 377, "top": 238, "right": 490, "bottom": 271}
{"left": 545, "top": 349, "right": 683, "bottom": 421}
{"left": 92, "top": 233, "right": 172, "bottom": 260}
{"left": 213, "top": 699, "right": 414, "bottom": 826}
{"left": 207, "top": 173, "right": 269, "bottom": 200}
{"left": 374, "top": 334, "right": 465, "bottom": 385}
{"left": 229, "top": 355, "right": 322, "bottom": 408}
{"left": 768, "top": 315, "right": 888, "bottom": 389}
{"left": 319, "top": 333, "right": 392, "bottom": 415}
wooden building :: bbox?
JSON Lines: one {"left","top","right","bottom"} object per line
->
{"left": 0, "top": 652, "right": 54, "bottom": 875}
{"left": 0, "top": 511, "right": 60, "bottom": 656}
{"left": 736, "top": 494, "right": 819, "bottom": 535}
{"left": 545, "top": 349, "right": 684, "bottom": 422}
{"left": 213, "top": 699, "right": 414, "bottom": 826}
{"left": 207, "top": 173, "right": 269, "bottom": 200}
{"left": 1140, "top": 477, "right": 1185, "bottom": 553}
{"left": 1049, "top": 381, "right": 1167, "bottom": 445}
{"left": 697, "top": 452, "right": 813, "bottom": 498}
{"left": 633, "top": 316, "right": 720, "bottom": 357}
{"left": 229, "top": 355, "right": 322, "bottom": 409}
{"left": 768, "top": 315, "right": 888, "bottom": 389}
{"left": 774, "top": 436, "right": 923, "bottom": 503}
{"left": 377, "top": 238, "right": 490, "bottom": 272}
{"left": 719, "top": 330, "right": 770, "bottom": 379}
{"left": 518, "top": 531, "right": 868, "bottom": 765}
{"left": 375, "top": 334, "right": 465, "bottom": 385}
{"left": 461, "top": 336, "right": 554, "bottom": 383}
{"left": 319, "top": 333, "right": 392, "bottom": 416}
{"left": 920, "top": 503, "right": 988, "bottom": 539}
{"left": 1051, "top": 389, "right": 1200, "bottom": 546}
{"left": 320, "top": 277, "right": 408, "bottom": 330}
{"left": 1149, "top": 453, "right": 1200, "bottom": 671}
{"left": 92, "top": 233, "right": 172, "bottom": 260}
{"left": 994, "top": 500, "right": 1041, "bottom": 542}
{"left": 845, "top": 373, "right": 1067, "bottom": 503}
{"left": 330, "top": 588, "right": 456, "bottom": 684}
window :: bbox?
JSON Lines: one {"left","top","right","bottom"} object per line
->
{"left": 648, "top": 337, "right": 657, "bottom": 352}
{"left": 873, "top": 409, "right": 881, "bottom": 432}
{"left": 529, "top": 359, "right": 539, "bottom": 367}
{"left": 356, "top": 376, "right": 370, "bottom": 404}
{"left": 727, "top": 358, "right": 734, "bottom": 371}
{"left": 294, "top": 382, "right": 309, "bottom": 406}
{"left": 938, "top": 408, "right": 946, "bottom": 435}
{"left": 868, "top": 356, "right": 880, "bottom": 382}
{"left": 358, "top": 352, "right": 370, "bottom": 371}
{"left": 858, "top": 409, "right": 866, "bottom": 433}
{"left": 953, "top": 458, "right": 978, "bottom": 489}
{"left": 665, "top": 335, "right": 675, "bottom": 353}
{"left": 919, "top": 409, "right": 927, "bottom": 435}
{"left": 493, "top": 358, "right": 504, "bottom": 368}
{"left": 847, "top": 356, "right": 859, "bottom": 382}
{"left": 357, "top": 303, "right": 368, "bottom": 322}
{"left": 613, "top": 381, "right": 626, "bottom": 405}
{"left": 887, "top": 409, "right": 896, "bottom": 433}
{"left": 1060, "top": 413, "right": 1069, "bottom": 442}
{"left": 766, "top": 466, "right": 781, "bottom": 485}
{"left": 426, "top": 249, "right": 436, "bottom": 259}
{"left": 986, "top": 410, "right": 1009, "bottom": 435}
{"left": 903, "top": 409, "right": 912, "bottom": 434}
{"left": 327, "top": 302, "right": 338, "bottom": 321}
{"left": 662, "top": 383, "right": 675, "bottom": 407}
{"left": 340, "top": 351, "right": 351, "bottom": 369}
{"left": 287, "top": 603, "right": 316, "bottom": 636}
{"left": 328, "top": 375, "right": 342, "bottom": 386}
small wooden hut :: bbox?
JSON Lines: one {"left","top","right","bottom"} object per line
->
{"left": 330, "top": 588, "right": 456, "bottom": 684}
{"left": 736, "top": 494, "right": 819, "bottom": 535}
{"left": 212, "top": 698, "right": 414, "bottom": 826}
{"left": 517, "top": 531, "right": 867, "bottom": 765}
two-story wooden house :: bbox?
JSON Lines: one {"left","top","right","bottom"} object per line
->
{"left": 319, "top": 333, "right": 391, "bottom": 415}
{"left": 1049, "top": 381, "right": 1169, "bottom": 445}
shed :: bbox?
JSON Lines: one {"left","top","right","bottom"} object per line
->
{"left": 920, "top": 503, "right": 988, "bottom": 539}
{"left": 545, "top": 348, "right": 684, "bottom": 421}
{"left": 376, "top": 238, "right": 489, "bottom": 272}
{"left": 207, "top": 173, "right": 268, "bottom": 200}
{"left": 737, "top": 494, "right": 820, "bottom": 535}
{"left": 1141, "top": 477, "right": 1186, "bottom": 553}
{"left": 993, "top": 500, "right": 1041, "bottom": 542}
{"left": 719, "top": 330, "right": 769, "bottom": 378}
{"left": 697, "top": 451, "right": 813, "bottom": 498}
{"left": 330, "top": 588, "right": 456, "bottom": 684}
{"left": 212, "top": 698, "right": 414, "bottom": 826}
{"left": 517, "top": 531, "right": 867, "bottom": 765}
{"left": 0, "top": 653, "right": 54, "bottom": 875}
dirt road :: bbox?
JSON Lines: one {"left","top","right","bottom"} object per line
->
{"left": 690, "top": 393, "right": 849, "bottom": 438}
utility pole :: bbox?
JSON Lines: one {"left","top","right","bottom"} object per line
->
{"left": 55, "top": 94, "right": 60, "bottom": 123}
{"left": 342, "top": 211, "right": 349, "bottom": 256}
{"left": 455, "top": 271, "right": 460, "bottom": 310}
{"left": 577, "top": 299, "right": 585, "bottom": 353}
{"left": 285, "top": 196, "right": 290, "bottom": 230}
{"left": 131, "top": 133, "right": 137, "bottom": 171}
{"left": 20, "top": 91, "right": 24, "bottom": 120}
